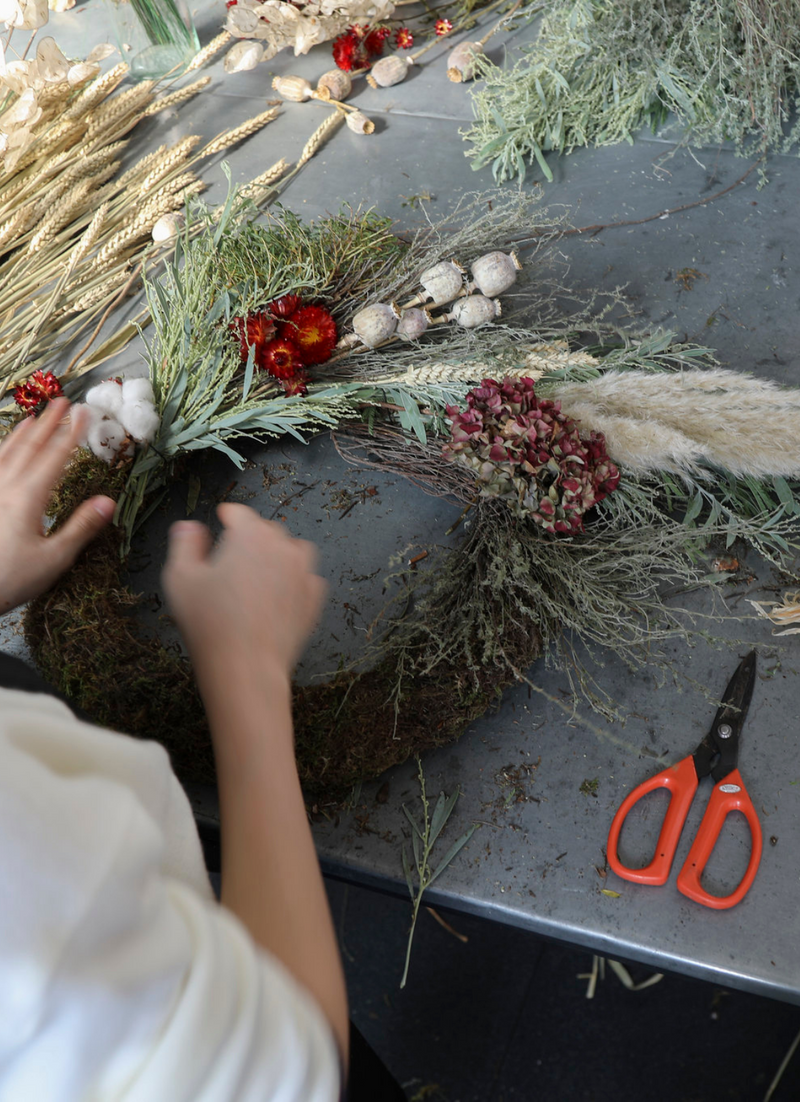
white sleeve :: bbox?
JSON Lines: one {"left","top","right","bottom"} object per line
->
{"left": 0, "top": 687, "right": 340, "bottom": 1102}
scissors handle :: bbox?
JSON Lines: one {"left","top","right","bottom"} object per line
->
{"left": 607, "top": 756, "right": 698, "bottom": 886}
{"left": 676, "top": 768, "right": 763, "bottom": 910}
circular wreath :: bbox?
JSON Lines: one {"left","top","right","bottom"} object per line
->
{"left": 18, "top": 194, "right": 800, "bottom": 806}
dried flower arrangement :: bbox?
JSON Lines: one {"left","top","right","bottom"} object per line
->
{"left": 464, "top": 0, "right": 800, "bottom": 183}
{"left": 0, "top": 7, "right": 292, "bottom": 405}
{"left": 222, "top": 0, "right": 515, "bottom": 83}
{"left": 11, "top": 190, "right": 800, "bottom": 804}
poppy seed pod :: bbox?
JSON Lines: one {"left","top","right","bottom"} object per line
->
{"left": 419, "top": 260, "right": 465, "bottom": 305}
{"left": 470, "top": 250, "right": 522, "bottom": 297}
{"left": 396, "top": 307, "right": 431, "bottom": 341}
{"left": 367, "top": 54, "right": 412, "bottom": 89}
{"left": 345, "top": 110, "right": 375, "bottom": 135}
{"left": 447, "top": 40, "right": 485, "bottom": 82}
{"left": 450, "top": 295, "right": 500, "bottom": 328}
{"left": 272, "top": 75, "right": 313, "bottom": 102}
{"left": 316, "top": 69, "right": 352, "bottom": 101}
{"left": 352, "top": 302, "right": 400, "bottom": 347}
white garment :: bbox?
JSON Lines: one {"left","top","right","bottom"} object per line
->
{"left": 0, "top": 686, "right": 340, "bottom": 1102}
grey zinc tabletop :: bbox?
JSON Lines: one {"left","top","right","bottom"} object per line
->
{"left": 3, "top": 0, "right": 800, "bottom": 1005}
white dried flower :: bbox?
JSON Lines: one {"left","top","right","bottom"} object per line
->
{"left": 35, "top": 37, "right": 69, "bottom": 82}
{"left": 86, "top": 379, "right": 124, "bottom": 417}
{"left": 1, "top": 0, "right": 48, "bottom": 30}
{"left": 86, "top": 43, "right": 116, "bottom": 63}
{"left": 122, "top": 377, "right": 155, "bottom": 404}
{"left": 67, "top": 61, "right": 100, "bottom": 86}
{"left": 87, "top": 416, "right": 133, "bottom": 463}
{"left": 48, "top": 0, "right": 75, "bottom": 10}
{"left": 224, "top": 39, "right": 264, "bottom": 72}
{"left": 118, "top": 398, "right": 159, "bottom": 443}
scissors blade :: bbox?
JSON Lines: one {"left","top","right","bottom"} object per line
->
{"left": 693, "top": 652, "right": 757, "bottom": 780}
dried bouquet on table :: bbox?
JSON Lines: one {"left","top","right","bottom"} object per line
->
{"left": 7, "top": 190, "right": 800, "bottom": 806}
{"left": 464, "top": 0, "right": 800, "bottom": 183}
{"left": 0, "top": 0, "right": 356, "bottom": 403}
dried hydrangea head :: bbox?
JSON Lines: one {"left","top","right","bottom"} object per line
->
{"left": 443, "top": 376, "right": 620, "bottom": 534}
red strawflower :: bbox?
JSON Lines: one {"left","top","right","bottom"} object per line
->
{"left": 267, "top": 292, "right": 303, "bottom": 318}
{"left": 364, "top": 26, "right": 390, "bottom": 55}
{"left": 229, "top": 312, "right": 276, "bottom": 362}
{"left": 225, "top": 0, "right": 237, "bottom": 8}
{"left": 280, "top": 304, "right": 337, "bottom": 366}
{"left": 259, "top": 337, "right": 304, "bottom": 381}
{"left": 12, "top": 370, "right": 63, "bottom": 416}
{"left": 282, "top": 373, "right": 309, "bottom": 397}
{"left": 434, "top": 17, "right": 453, "bottom": 35}
{"left": 395, "top": 26, "right": 413, "bottom": 48}
{"left": 332, "top": 29, "right": 369, "bottom": 72}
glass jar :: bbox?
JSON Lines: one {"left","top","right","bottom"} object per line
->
{"left": 107, "top": 0, "right": 199, "bottom": 81}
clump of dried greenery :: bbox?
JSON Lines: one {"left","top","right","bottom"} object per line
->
{"left": 464, "top": 0, "right": 800, "bottom": 183}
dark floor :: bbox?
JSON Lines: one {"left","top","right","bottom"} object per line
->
{"left": 325, "top": 877, "right": 800, "bottom": 1102}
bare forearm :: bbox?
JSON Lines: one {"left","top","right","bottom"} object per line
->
{"left": 198, "top": 662, "right": 349, "bottom": 1063}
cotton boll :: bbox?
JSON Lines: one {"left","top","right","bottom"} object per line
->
{"left": 121, "top": 377, "right": 155, "bottom": 405}
{"left": 86, "top": 379, "right": 123, "bottom": 417}
{"left": 75, "top": 403, "right": 102, "bottom": 448}
{"left": 87, "top": 417, "right": 132, "bottom": 463}
{"left": 118, "top": 399, "right": 159, "bottom": 443}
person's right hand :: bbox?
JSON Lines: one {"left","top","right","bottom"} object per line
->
{"left": 162, "top": 503, "right": 326, "bottom": 686}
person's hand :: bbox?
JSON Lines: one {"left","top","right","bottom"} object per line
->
{"left": 162, "top": 503, "right": 326, "bottom": 687}
{"left": 0, "top": 398, "right": 116, "bottom": 615}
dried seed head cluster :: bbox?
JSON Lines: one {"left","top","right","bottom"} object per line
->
{"left": 444, "top": 377, "right": 620, "bottom": 534}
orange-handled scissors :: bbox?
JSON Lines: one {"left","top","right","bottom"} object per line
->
{"left": 607, "top": 652, "right": 762, "bottom": 910}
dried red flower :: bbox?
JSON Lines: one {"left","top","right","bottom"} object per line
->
{"left": 225, "top": 0, "right": 237, "bottom": 8}
{"left": 332, "top": 29, "right": 369, "bottom": 71}
{"left": 444, "top": 376, "right": 620, "bottom": 535}
{"left": 364, "top": 26, "right": 390, "bottom": 55}
{"left": 395, "top": 26, "right": 413, "bottom": 48}
{"left": 259, "top": 337, "right": 305, "bottom": 381}
{"left": 229, "top": 312, "right": 276, "bottom": 362}
{"left": 267, "top": 292, "right": 303, "bottom": 318}
{"left": 280, "top": 304, "right": 337, "bottom": 366}
{"left": 282, "top": 373, "right": 309, "bottom": 397}
{"left": 434, "top": 17, "right": 453, "bottom": 35}
{"left": 12, "top": 370, "right": 63, "bottom": 416}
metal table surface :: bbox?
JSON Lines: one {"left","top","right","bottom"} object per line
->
{"left": 3, "top": 0, "right": 800, "bottom": 1007}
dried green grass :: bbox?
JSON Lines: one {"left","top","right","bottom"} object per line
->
{"left": 465, "top": 0, "right": 800, "bottom": 183}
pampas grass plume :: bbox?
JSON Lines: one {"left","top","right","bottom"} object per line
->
{"left": 553, "top": 369, "right": 800, "bottom": 479}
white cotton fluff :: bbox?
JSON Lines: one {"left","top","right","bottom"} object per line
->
{"left": 85, "top": 379, "right": 124, "bottom": 417}
{"left": 121, "top": 377, "right": 155, "bottom": 405}
{"left": 118, "top": 399, "right": 160, "bottom": 444}
{"left": 87, "top": 417, "right": 133, "bottom": 464}
{"left": 76, "top": 404, "right": 103, "bottom": 448}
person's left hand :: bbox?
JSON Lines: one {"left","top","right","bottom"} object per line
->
{"left": 0, "top": 397, "right": 116, "bottom": 614}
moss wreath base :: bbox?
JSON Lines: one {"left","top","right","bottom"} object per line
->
{"left": 24, "top": 447, "right": 545, "bottom": 805}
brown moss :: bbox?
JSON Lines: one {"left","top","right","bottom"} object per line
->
{"left": 24, "top": 450, "right": 542, "bottom": 805}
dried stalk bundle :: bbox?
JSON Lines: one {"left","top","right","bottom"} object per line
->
{"left": 0, "top": 25, "right": 287, "bottom": 405}
{"left": 465, "top": 0, "right": 800, "bottom": 183}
